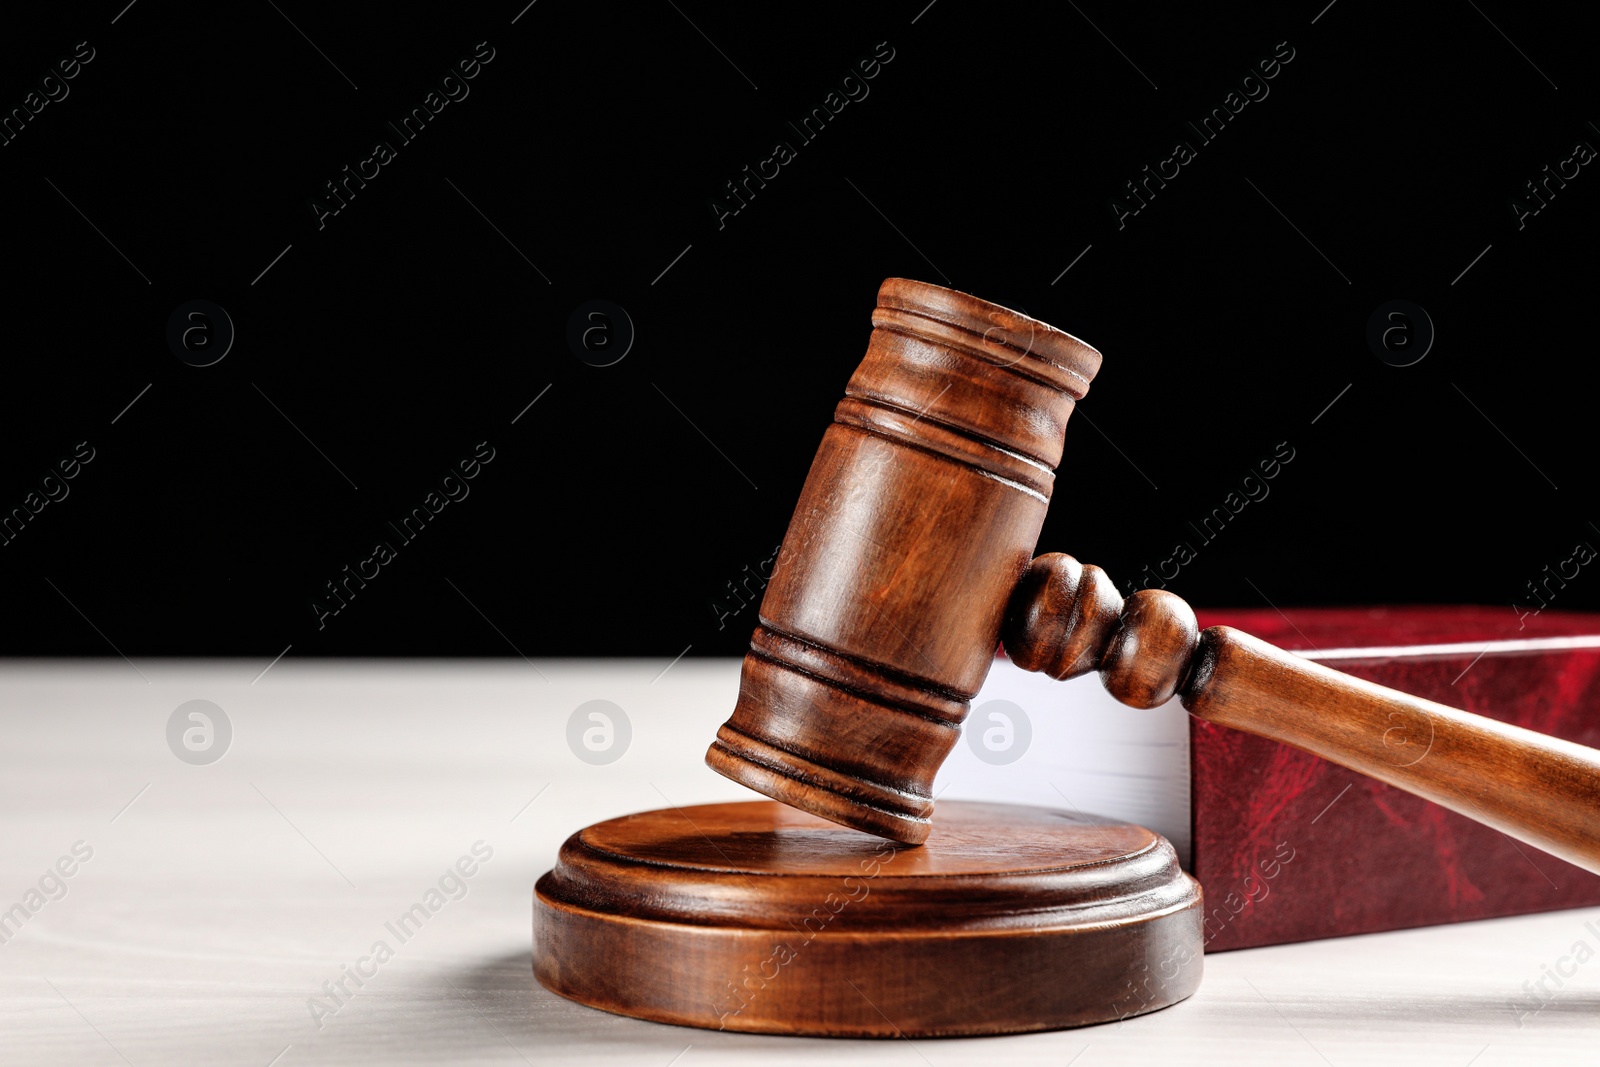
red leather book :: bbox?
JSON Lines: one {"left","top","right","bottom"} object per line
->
{"left": 1189, "top": 605, "right": 1600, "bottom": 951}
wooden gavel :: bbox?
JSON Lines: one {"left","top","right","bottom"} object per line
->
{"left": 707, "top": 278, "right": 1600, "bottom": 874}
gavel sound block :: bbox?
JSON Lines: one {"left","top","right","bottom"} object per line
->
{"left": 535, "top": 279, "right": 1600, "bottom": 1037}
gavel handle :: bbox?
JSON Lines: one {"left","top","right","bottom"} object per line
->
{"left": 1003, "top": 554, "right": 1600, "bottom": 876}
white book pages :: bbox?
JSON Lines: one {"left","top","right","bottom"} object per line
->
{"left": 936, "top": 657, "right": 1193, "bottom": 866}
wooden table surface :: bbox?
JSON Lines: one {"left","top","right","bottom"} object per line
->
{"left": 2, "top": 659, "right": 1596, "bottom": 1065}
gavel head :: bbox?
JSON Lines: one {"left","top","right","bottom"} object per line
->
{"left": 705, "top": 279, "right": 1102, "bottom": 844}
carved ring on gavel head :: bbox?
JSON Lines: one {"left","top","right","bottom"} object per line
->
{"left": 705, "top": 278, "right": 1101, "bottom": 844}
{"left": 709, "top": 278, "right": 1600, "bottom": 876}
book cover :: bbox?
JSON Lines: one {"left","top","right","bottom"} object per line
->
{"left": 1190, "top": 606, "right": 1600, "bottom": 951}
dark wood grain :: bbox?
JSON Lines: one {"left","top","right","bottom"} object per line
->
{"left": 1005, "top": 553, "right": 1600, "bottom": 876}
{"left": 534, "top": 800, "right": 1203, "bottom": 1036}
{"left": 705, "top": 278, "right": 1600, "bottom": 881}
{"left": 706, "top": 278, "right": 1102, "bottom": 843}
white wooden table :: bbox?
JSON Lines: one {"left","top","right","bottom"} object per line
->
{"left": 2, "top": 659, "right": 1595, "bottom": 1065}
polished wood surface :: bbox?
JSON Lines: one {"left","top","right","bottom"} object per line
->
{"left": 707, "top": 278, "right": 1102, "bottom": 843}
{"left": 534, "top": 800, "right": 1202, "bottom": 1036}
{"left": 1005, "top": 553, "right": 1600, "bottom": 875}
{"left": 708, "top": 278, "right": 1600, "bottom": 880}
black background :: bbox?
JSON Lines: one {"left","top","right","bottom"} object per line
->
{"left": 2, "top": 0, "right": 1594, "bottom": 659}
